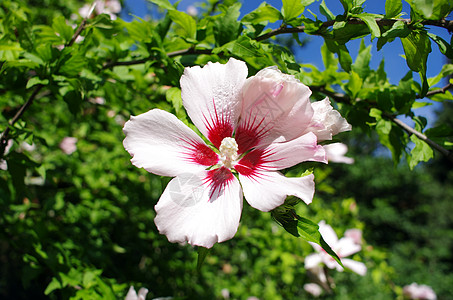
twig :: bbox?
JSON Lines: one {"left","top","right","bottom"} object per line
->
{"left": 102, "top": 48, "right": 213, "bottom": 70}
{"left": 256, "top": 18, "right": 453, "bottom": 41}
{"left": 420, "top": 82, "right": 453, "bottom": 98}
{"left": 0, "top": 85, "right": 44, "bottom": 157}
{"left": 383, "top": 112, "right": 453, "bottom": 162}
{"left": 100, "top": 16, "right": 452, "bottom": 68}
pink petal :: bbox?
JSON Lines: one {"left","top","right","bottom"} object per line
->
{"left": 154, "top": 168, "right": 243, "bottom": 248}
{"left": 306, "top": 98, "right": 352, "bottom": 141}
{"left": 238, "top": 171, "right": 315, "bottom": 212}
{"left": 180, "top": 58, "right": 248, "bottom": 149}
{"left": 123, "top": 109, "right": 218, "bottom": 177}
{"left": 236, "top": 66, "right": 313, "bottom": 153}
{"left": 342, "top": 258, "right": 367, "bottom": 276}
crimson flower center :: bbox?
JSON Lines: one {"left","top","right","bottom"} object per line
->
{"left": 218, "top": 137, "right": 238, "bottom": 169}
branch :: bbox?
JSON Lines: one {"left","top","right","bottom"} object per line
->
{"left": 0, "top": 85, "right": 44, "bottom": 158}
{"left": 420, "top": 82, "right": 453, "bottom": 98}
{"left": 256, "top": 18, "right": 453, "bottom": 41}
{"left": 100, "top": 17, "right": 452, "bottom": 67}
{"left": 102, "top": 48, "right": 213, "bottom": 69}
{"left": 383, "top": 113, "right": 453, "bottom": 163}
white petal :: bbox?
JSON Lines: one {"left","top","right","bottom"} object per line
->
{"left": 304, "top": 253, "right": 323, "bottom": 269}
{"left": 125, "top": 286, "right": 138, "bottom": 300}
{"left": 342, "top": 258, "right": 367, "bottom": 276}
{"left": 154, "top": 169, "right": 243, "bottom": 248}
{"left": 344, "top": 228, "right": 362, "bottom": 245}
{"left": 180, "top": 58, "right": 248, "bottom": 149}
{"left": 239, "top": 171, "right": 315, "bottom": 212}
{"left": 307, "top": 98, "right": 352, "bottom": 141}
{"left": 123, "top": 109, "right": 218, "bottom": 177}
{"left": 324, "top": 143, "right": 354, "bottom": 164}
{"left": 318, "top": 221, "right": 339, "bottom": 247}
{"left": 304, "top": 283, "right": 323, "bottom": 297}
{"left": 236, "top": 66, "right": 314, "bottom": 152}
{"left": 336, "top": 237, "right": 361, "bottom": 257}
{"left": 137, "top": 288, "right": 149, "bottom": 300}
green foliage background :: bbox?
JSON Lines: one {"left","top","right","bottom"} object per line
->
{"left": 1, "top": 0, "right": 452, "bottom": 299}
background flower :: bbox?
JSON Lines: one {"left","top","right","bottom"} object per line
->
{"left": 305, "top": 220, "right": 367, "bottom": 276}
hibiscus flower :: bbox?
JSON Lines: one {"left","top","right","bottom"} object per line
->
{"left": 123, "top": 58, "right": 350, "bottom": 248}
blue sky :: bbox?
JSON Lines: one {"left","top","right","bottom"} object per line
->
{"left": 121, "top": 0, "right": 451, "bottom": 125}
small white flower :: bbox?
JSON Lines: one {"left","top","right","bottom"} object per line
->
{"left": 59, "top": 137, "right": 77, "bottom": 155}
{"left": 344, "top": 228, "right": 362, "bottom": 244}
{"left": 305, "top": 221, "right": 367, "bottom": 276}
{"left": 304, "top": 283, "right": 323, "bottom": 297}
{"left": 79, "top": 0, "right": 121, "bottom": 20}
{"left": 186, "top": 5, "right": 198, "bottom": 16}
{"left": 403, "top": 283, "right": 437, "bottom": 300}
{"left": 0, "top": 139, "right": 13, "bottom": 170}
{"left": 324, "top": 142, "right": 354, "bottom": 164}
{"left": 125, "top": 286, "right": 148, "bottom": 300}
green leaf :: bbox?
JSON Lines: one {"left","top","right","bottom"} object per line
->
{"left": 371, "top": 110, "right": 406, "bottom": 164}
{"left": 35, "top": 44, "right": 54, "bottom": 62}
{"left": 282, "top": 0, "right": 313, "bottom": 22}
{"left": 58, "top": 53, "right": 86, "bottom": 77}
{"left": 354, "top": 13, "right": 381, "bottom": 39}
{"left": 52, "top": 16, "right": 73, "bottom": 43}
{"left": 197, "top": 247, "right": 210, "bottom": 272}
{"left": 401, "top": 31, "right": 431, "bottom": 96}
{"left": 44, "top": 277, "right": 62, "bottom": 295}
{"left": 325, "top": 39, "right": 352, "bottom": 72}
{"left": 168, "top": 10, "right": 196, "bottom": 40}
{"left": 147, "top": 0, "right": 175, "bottom": 10}
{"left": 213, "top": 3, "right": 242, "bottom": 46}
{"left": 405, "top": 0, "right": 453, "bottom": 20}
{"left": 385, "top": 0, "right": 403, "bottom": 18}
{"left": 26, "top": 77, "right": 49, "bottom": 89}
{"left": 339, "top": 0, "right": 352, "bottom": 13}
{"left": 409, "top": 135, "right": 434, "bottom": 169}
{"left": 242, "top": 3, "right": 282, "bottom": 24}
{"left": 294, "top": 215, "right": 343, "bottom": 267}
{"left": 352, "top": 39, "right": 371, "bottom": 78}
{"left": 427, "top": 64, "right": 453, "bottom": 86}
{"left": 166, "top": 87, "right": 182, "bottom": 115}
{"left": 332, "top": 22, "right": 370, "bottom": 44}
{"left": 428, "top": 33, "right": 453, "bottom": 59}
{"left": 340, "top": 0, "right": 366, "bottom": 14}
{"left": 346, "top": 71, "right": 363, "bottom": 98}
{"left": 321, "top": 42, "right": 337, "bottom": 71}
{"left": 215, "top": 35, "right": 264, "bottom": 57}
{"left": 319, "top": 0, "right": 335, "bottom": 21}
{"left": 382, "top": 20, "right": 410, "bottom": 39}
{"left": 412, "top": 101, "right": 432, "bottom": 109}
